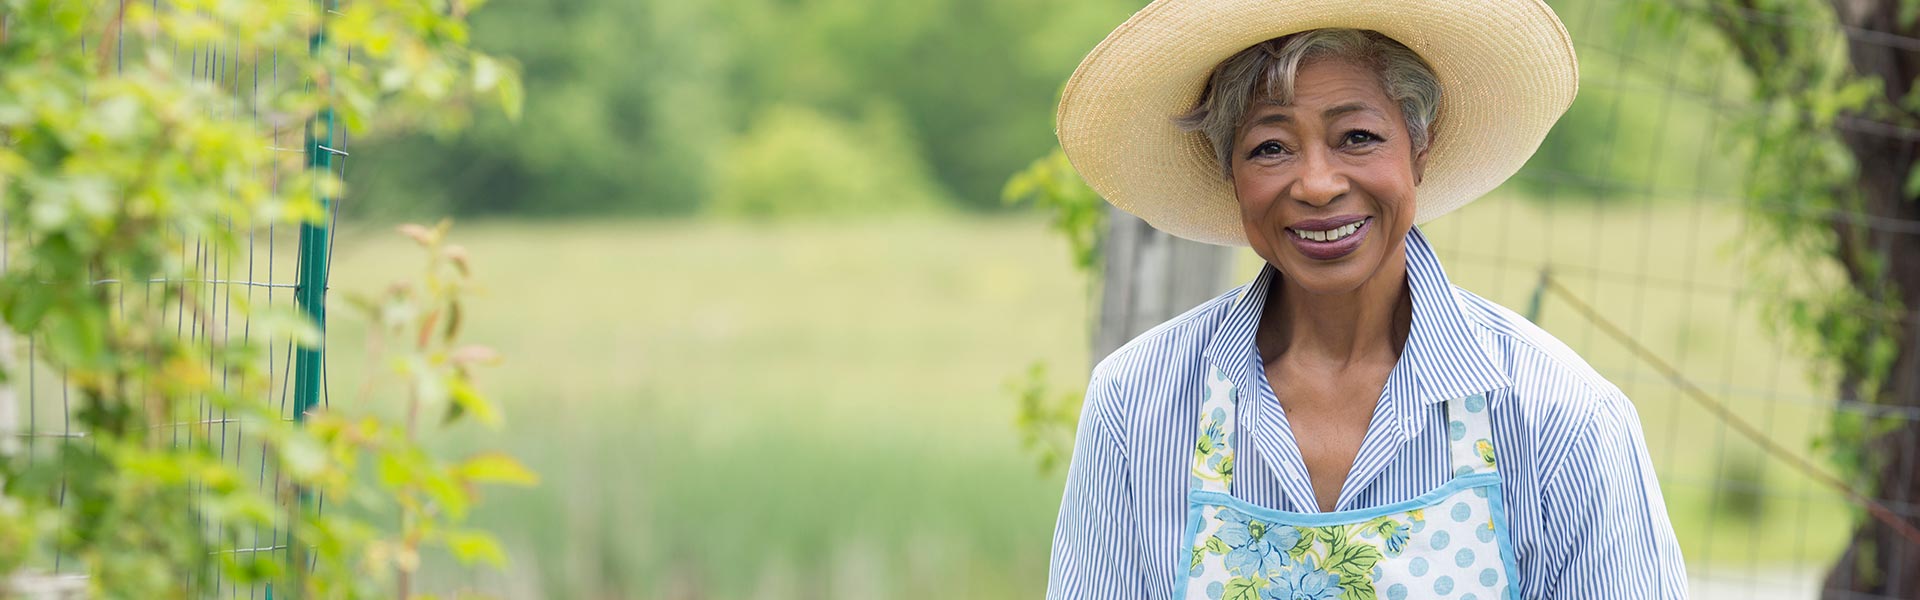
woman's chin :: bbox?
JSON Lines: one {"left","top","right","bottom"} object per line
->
{"left": 1276, "top": 265, "right": 1376, "bottom": 297}
{"left": 1269, "top": 245, "right": 1386, "bottom": 294}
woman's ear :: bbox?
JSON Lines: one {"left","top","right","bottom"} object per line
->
{"left": 1412, "top": 136, "right": 1431, "bottom": 185}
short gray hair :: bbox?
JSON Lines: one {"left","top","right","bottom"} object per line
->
{"left": 1176, "top": 29, "right": 1442, "bottom": 178}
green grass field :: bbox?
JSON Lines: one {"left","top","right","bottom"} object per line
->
{"left": 322, "top": 194, "right": 1853, "bottom": 598}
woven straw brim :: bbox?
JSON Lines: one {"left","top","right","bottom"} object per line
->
{"left": 1056, "top": 0, "right": 1577, "bottom": 247}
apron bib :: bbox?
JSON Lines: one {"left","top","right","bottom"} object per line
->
{"left": 1177, "top": 367, "right": 1522, "bottom": 600}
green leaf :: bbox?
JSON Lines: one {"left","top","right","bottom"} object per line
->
{"left": 1290, "top": 526, "right": 1315, "bottom": 558}
{"left": 45, "top": 305, "right": 106, "bottom": 368}
{"left": 1341, "top": 582, "right": 1379, "bottom": 600}
{"left": 492, "top": 59, "right": 525, "bottom": 121}
{"left": 423, "top": 468, "right": 475, "bottom": 521}
{"left": 0, "top": 278, "right": 55, "bottom": 330}
{"left": 456, "top": 452, "right": 538, "bottom": 486}
{"left": 1368, "top": 517, "right": 1396, "bottom": 537}
{"left": 446, "top": 530, "right": 508, "bottom": 567}
{"left": 1204, "top": 535, "right": 1230, "bottom": 555}
{"left": 445, "top": 377, "right": 501, "bottom": 428}
{"left": 1313, "top": 525, "right": 1342, "bottom": 545}
{"left": 1224, "top": 578, "right": 1260, "bottom": 600}
{"left": 1323, "top": 534, "right": 1383, "bottom": 581}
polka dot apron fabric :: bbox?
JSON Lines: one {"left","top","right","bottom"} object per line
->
{"left": 1178, "top": 366, "right": 1521, "bottom": 600}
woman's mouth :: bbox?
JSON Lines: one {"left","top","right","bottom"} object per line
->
{"left": 1286, "top": 216, "right": 1372, "bottom": 260}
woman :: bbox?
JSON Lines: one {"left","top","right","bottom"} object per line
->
{"left": 1046, "top": 1, "right": 1687, "bottom": 599}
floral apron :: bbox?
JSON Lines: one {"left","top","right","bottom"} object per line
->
{"left": 1177, "top": 367, "right": 1522, "bottom": 600}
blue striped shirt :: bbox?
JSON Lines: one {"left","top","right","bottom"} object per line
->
{"left": 1046, "top": 227, "right": 1687, "bottom": 599}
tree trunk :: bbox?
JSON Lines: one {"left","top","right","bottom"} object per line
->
{"left": 1093, "top": 206, "right": 1233, "bottom": 368}
{"left": 1821, "top": 1, "right": 1920, "bottom": 596}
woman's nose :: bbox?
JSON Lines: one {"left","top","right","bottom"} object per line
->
{"left": 1290, "top": 147, "right": 1349, "bottom": 206}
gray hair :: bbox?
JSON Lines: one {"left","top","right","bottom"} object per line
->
{"left": 1176, "top": 29, "right": 1442, "bottom": 178}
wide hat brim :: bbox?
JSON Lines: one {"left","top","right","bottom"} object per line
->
{"left": 1056, "top": 0, "right": 1578, "bottom": 247}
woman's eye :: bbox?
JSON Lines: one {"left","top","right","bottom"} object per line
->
{"left": 1343, "top": 130, "right": 1382, "bottom": 146}
{"left": 1248, "top": 141, "right": 1289, "bottom": 158}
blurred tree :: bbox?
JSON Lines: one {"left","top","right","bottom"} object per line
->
{"left": 710, "top": 104, "right": 948, "bottom": 218}
{"left": 1653, "top": 0, "right": 1920, "bottom": 596}
{"left": 1518, "top": 0, "right": 1752, "bottom": 202}
{"left": 347, "top": 0, "right": 732, "bottom": 218}
{"left": 347, "top": 0, "right": 1144, "bottom": 219}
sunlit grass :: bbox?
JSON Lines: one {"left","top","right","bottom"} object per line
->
{"left": 327, "top": 215, "right": 1085, "bottom": 598}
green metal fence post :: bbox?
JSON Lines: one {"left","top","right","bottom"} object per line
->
{"left": 279, "top": 0, "right": 337, "bottom": 595}
{"left": 293, "top": 70, "right": 333, "bottom": 424}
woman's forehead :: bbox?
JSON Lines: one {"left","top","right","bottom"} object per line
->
{"left": 1244, "top": 61, "right": 1400, "bottom": 126}
{"left": 1274, "top": 57, "right": 1394, "bottom": 106}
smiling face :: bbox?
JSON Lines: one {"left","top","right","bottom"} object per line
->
{"left": 1231, "top": 56, "right": 1427, "bottom": 297}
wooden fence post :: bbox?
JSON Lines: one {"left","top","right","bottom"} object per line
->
{"left": 1093, "top": 206, "right": 1233, "bottom": 368}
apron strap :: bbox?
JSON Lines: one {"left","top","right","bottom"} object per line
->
{"left": 1189, "top": 365, "right": 1237, "bottom": 494}
{"left": 1445, "top": 393, "right": 1498, "bottom": 476}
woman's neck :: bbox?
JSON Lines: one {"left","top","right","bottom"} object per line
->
{"left": 1255, "top": 253, "right": 1414, "bottom": 372}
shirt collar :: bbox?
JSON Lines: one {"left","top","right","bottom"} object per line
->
{"left": 1199, "top": 226, "right": 1511, "bottom": 408}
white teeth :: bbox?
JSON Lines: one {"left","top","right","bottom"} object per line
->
{"left": 1291, "top": 219, "right": 1366, "bottom": 242}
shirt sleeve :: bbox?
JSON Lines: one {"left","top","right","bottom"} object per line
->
{"left": 1537, "top": 389, "right": 1690, "bottom": 599}
{"left": 1046, "top": 369, "right": 1147, "bottom": 600}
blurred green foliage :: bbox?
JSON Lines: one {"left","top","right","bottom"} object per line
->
{"left": 349, "top": 0, "right": 1758, "bottom": 221}
{"left": 1514, "top": 0, "right": 1753, "bottom": 200}
{"left": 710, "top": 104, "right": 948, "bottom": 218}
{"left": 0, "top": 0, "right": 530, "bottom": 595}
{"left": 1004, "top": 149, "right": 1104, "bottom": 277}
{"left": 348, "top": 0, "right": 1143, "bottom": 219}
{"left": 1002, "top": 150, "right": 1104, "bottom": 478}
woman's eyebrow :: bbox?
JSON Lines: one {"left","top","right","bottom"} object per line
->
{"left": 1249, "top": 111, "right": 1292, "bottom": 127}
{"left": 1323, "top": 102, "right": 1383, "bottom": 120}
{"left": 1247, "top": 102, "right": 1383, "bottom": 130}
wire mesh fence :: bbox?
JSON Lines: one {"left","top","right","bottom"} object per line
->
{"left": 0, "top": 1, "right": 343, "bottom": 596}
{"left": 1411, "top": 1, "right": 1920, "bottom": 598}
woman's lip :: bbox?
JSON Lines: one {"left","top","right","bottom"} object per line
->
{"left": 1287, "top": 217, "right": 1372, "bottom": 261}
{"left": 1287, "top": 215, "right": 1369, "bottom": 231}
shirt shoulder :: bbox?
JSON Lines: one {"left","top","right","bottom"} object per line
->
{"left": 1084, "top": 285, "right": 1242, "bottom": 417}
{"left": 1450, "top": 285, "right": 1656, "bottom": 489}
{"left": 1451, "top": 285, "right": 1630, "bottom": 416}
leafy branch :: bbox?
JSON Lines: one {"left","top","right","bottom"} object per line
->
{"left": 1002, "top": 148, "right": 1104, "bottom": 476}
{"left": 0, "top": 0, "right": 528, "bottom": 597}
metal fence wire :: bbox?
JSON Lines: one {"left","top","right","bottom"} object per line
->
{"left": 1413, "top": 1, "right": 1920, "bottom": 598}
{"left": 0, "top": 1, "right": 342, "bottom": 597}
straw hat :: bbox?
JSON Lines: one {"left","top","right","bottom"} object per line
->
{"left": 1056, "top": 0, "right": 1578, "bottom": 247}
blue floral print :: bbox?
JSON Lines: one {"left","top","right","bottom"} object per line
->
{"left": 1178, "top": 376, "right": 1518, "bottom": 600}
{"left": 1262, "top": 556, "right": 1341, "bottom": 600}
{"left": 1216, "top": 508, "right": 1298, "bottom": 577}
{"left": 1378, "top": 521, "right": 1411, "bottom": 555}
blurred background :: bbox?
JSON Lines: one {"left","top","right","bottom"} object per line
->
{"left": 294, "top": 0, "right": 1912, "bottom": 597}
